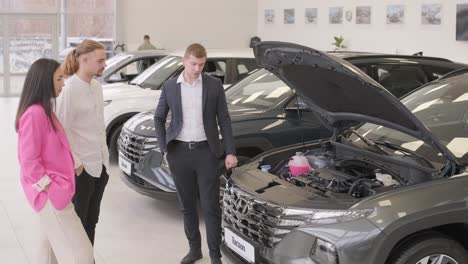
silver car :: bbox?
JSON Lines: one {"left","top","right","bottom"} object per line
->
{"left": 221, "top": 42, "right": 468, "bottom": 264}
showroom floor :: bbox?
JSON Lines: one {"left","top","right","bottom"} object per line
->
{"left": 0, "top": 98, "right": 218, "bottom": 264}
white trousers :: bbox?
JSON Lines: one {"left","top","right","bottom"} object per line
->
{"left": 36, "top": 200, "right": 94, "bottom": 264}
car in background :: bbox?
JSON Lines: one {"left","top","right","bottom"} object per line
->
{"left": 104, "top": 49, "right": 258, "bottom": 161}
{"left": 98, "top": 50, "right": 169, "bottom": 84}
{"left": 117, "top": 46, "right": 467, "bottom": 199}
{"left": 220, "top": 41, "right": 468, "bottom": 264}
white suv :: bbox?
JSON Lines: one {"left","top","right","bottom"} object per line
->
{"left": 103, "top": 49, "right": 258, "bottom": 160}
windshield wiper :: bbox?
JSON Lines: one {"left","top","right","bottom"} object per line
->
{"left": 344, "top": 128, "right": 389, "bottom": 155}
{"left": 374, "top": 140, "right": 434, "bottom": 169}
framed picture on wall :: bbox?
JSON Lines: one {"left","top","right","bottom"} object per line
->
{"left": 457, "top": 4, "right": 468, "bottom": 41}
{"left": 305, "top": 8, "right": 318, "bottom": 24}
{"left": 421, "top": 3, "right": 442, "bottom": 25}
{"left": 284, "top": 8, "right": 295, "bottom": 24}
{"left": 329, "top": 7, "right": 343, "bottom": 24}
{"left": 264, "top": 9, "right": 275, "bottom": 24}
{"left": 387, "top": 5, "right": 405, "bottom": 24}
{"left": 356, "top": 6, "right": 371, "bottom": 24}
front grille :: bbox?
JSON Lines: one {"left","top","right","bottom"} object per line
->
{"left": 118, "top": 128, "right": 158, "bottom": 164}
{"left": 223, "top": 183, "right": 300, "bottom": 248}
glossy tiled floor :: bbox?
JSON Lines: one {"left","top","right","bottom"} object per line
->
{"left": 0, "top": 98, "right": 219, "bottom": 264}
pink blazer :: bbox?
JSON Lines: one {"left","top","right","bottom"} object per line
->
{"left": 17, "top": 104, "right": 75, "bottom": 212}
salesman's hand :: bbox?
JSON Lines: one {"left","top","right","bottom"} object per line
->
{"left": 75, "top": 165, "right": 84, "bottom": 176}
{"left": 225, "top": 154, "right": 238, "bottom": 169}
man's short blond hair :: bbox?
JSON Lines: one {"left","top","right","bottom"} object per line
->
{"left": 184, "top": 43, "right": 207, "bottom": 59}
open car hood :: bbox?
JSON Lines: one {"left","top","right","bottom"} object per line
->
{"left": 254, "top": 41, "right": 458, "bottom": 164}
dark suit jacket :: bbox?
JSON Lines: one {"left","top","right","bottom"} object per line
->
{"left": 154, "top": 73, "right": 235, "bottom": 158}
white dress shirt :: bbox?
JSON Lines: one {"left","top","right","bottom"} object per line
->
{"left": 175, "top": 72, "right": 207, "bottom": 142}
{"left": 55, "top": 74, "right": 109, "bottom": 178}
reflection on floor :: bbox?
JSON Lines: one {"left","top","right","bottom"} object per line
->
{"left": 0, "top": 98, "right": 219, "bottom": 263}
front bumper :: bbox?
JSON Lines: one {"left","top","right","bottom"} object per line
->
{"left": 221, "top": 182, "right": 387, "bottom": 264}
{"left": 119, "top": 170, "right": 176, "bottom": 199}
{"left": 221, "top": 243, "right": 271, "bottom": 264}
{"left": 119, "top": 149, "right": 178, "bottom": 199}
{"left": 221, "top": 218, "right": 386, "bottom": 264}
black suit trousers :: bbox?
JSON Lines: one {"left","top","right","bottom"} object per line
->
{"left": 166, "top": 141, "right": 222, "bottom": 258}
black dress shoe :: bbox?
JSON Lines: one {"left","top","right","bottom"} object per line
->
{"left": 180, "top": 249, "right": 203, "bottom": 264}
{"left": 211, "top": 258, "right": 222, "bottom": 264}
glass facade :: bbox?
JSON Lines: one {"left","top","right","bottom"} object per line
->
{"left": 0, "top": 0, "right": 116, "bottom": 96}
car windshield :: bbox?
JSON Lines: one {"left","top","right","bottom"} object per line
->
{"left": 106, "top": 54, "right": 133, "bottom": 70}
{"left": 130, "top": 56, "right": 182, "bottom": 89}
{"left": 351, "top": 74, "right": 468, "bottom": 165}
{"left": 225, "top": 69, "right": 292, "bottom": 110}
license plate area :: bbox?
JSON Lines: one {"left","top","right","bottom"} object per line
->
{"left": 224, "top": 227, "right": 257, "bottom": 263}
{"left": 119, "top": 154, "right": 132, "bottom": 175}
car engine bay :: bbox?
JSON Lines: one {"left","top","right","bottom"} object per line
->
{"left": 260, "top": 140, "right": 442, "bottom": 198}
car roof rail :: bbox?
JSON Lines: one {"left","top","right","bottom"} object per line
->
{"left": 439, "top": 68, "right": 468, "bottom": 80}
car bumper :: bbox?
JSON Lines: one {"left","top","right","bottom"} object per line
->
{"left": 119, "top": 150, "right": 178, "bottom": 198}
{"left": 221, "top": 243, "right": 271, "bottom": 264}
{"left": 221, "top": 218, "right": 386, "bottom": 264}
{"left": 119, "top": 171, "right": 177, "bottom": 199}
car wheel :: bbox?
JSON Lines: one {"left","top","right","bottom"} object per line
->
{"left": 389, "top": 232, "right": 468, "bottom": 264}
{"left": 108, "top": 124, "right": 123, "bottom": 163}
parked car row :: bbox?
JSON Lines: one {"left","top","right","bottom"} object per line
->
{"left": 220, "top": 42, "right": 468, "bottom": 264}
{"left": 107, "top": 42, "right": 468, "bottom": 264}
{"left": 116, "top": 46, "right": 467, "bottom": 199}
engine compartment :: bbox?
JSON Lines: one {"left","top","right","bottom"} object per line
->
{"left": 260, "top": 141, "right": 439, "bottom": 198}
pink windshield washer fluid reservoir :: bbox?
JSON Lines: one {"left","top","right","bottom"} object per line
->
{"left": 288, "top": 152, "right": 311, "bottom": 176}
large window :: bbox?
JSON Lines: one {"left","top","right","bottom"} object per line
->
{"left": 0, "top": 0, "right": 116, "bottom": 96}
{"left": 1, "top": 0, "right": 58, "bottom": 13}
{"left": 61, "top": 0, "right": 115, "bottom": 58}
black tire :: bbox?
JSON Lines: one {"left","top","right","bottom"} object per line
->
{"left": 389, "top": 232, "right": 468, "bottom": 264}
{"left": 108, "top": 124, "right": 123, "bottom": 163}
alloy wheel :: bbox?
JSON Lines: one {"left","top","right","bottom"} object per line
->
{"left": 416, "top": 254, "right": 459, "bottom": 264}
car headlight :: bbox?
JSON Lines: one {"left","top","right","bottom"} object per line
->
{"left": 280, "top": 208, "right": 374, "bottom": 226}
{"left": 310, "top": 238, "right": 338, "bottom": 264}
{"left": 104, "top": 99, "right": 112, "bottom": 106}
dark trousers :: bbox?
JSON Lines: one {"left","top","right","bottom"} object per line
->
{"left": 72, "top": 165, "right": 109, "bottom": 245}
{"left": 166, "top": 141, "right": 222, "bottom": 258}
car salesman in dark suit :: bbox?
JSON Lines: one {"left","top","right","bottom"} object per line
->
{"left": 154, "top": 43, "right": 237, "bottom": 264}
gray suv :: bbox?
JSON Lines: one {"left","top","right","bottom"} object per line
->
{"left": 221, "top": 42, "right": 468, "bottom": 264}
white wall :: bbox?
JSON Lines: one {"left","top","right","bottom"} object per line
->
{"left": 257, "top": 0, "right": 468, "bottom": 64}
{"left": 117, "top": 0, "right": 257, "bottom": 51}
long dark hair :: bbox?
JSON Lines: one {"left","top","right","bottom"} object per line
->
{"left": 15, "top": 58, "right": 61, "bottom": 132}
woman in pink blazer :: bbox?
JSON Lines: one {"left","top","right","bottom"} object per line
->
{"left": 16, "top": 58, "right": 93, "bottom": 264}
